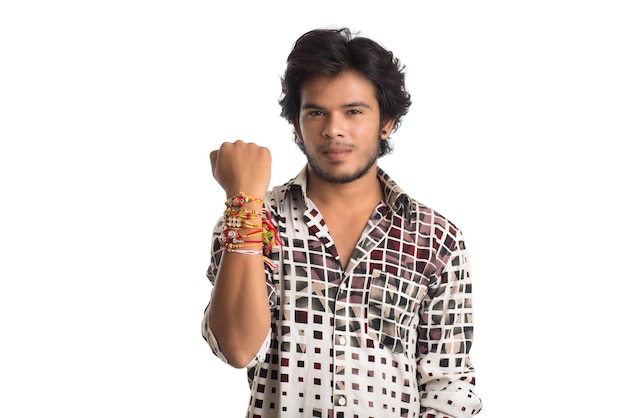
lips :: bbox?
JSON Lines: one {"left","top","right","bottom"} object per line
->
{"left": 322, "top": 147, "right": 351, "bottom": 160}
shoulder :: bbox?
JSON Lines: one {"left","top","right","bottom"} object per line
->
{"left": 378, "top": 168, "right": 463, "bottom": 245}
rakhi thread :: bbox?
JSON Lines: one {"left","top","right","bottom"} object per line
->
{"left": 221, "top": 192, "right": 282, "bottom": 268}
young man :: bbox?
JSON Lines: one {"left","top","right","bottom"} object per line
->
{"left": 202, "top": 27, "right": 482, "bottom": 417}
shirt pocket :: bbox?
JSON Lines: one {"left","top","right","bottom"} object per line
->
{"left": 367, "top": 269, "right": 426, "bottom": 354}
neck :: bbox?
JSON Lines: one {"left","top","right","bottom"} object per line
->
{"left": 305, "top": 165, "right": 383, "bottom": 211}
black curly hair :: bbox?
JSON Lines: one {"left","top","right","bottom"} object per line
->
{"left": 279, "top": 27, "right": 412, "bottom": 157}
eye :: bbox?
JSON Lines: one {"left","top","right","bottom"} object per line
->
{"left": 347, "top": 109, "right": 363, "bottom": 115}
{"left": 307, "top": 110, "right": 324, "bottom": 117}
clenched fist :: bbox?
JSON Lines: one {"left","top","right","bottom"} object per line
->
{"left": 210, "top": 140, "right": 272, "bottom": 199}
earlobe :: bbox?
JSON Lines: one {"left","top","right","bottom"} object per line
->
{"left": 380, "top": 119, "right": 395, "bottom": 141}
{"left": 381, "top": 119, "right": 395, "bottom": 140}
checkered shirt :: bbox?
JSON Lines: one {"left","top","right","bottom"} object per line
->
{"left": 203, "top": 166, "right": 482, "bottom": 417}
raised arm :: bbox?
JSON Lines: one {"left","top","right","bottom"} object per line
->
{"left": 205, "top": 140, "right": 273, "bottom": 368}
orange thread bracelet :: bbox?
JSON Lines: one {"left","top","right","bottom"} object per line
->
{"left": 225, "top": 192, "right": 264, "bottom": 208}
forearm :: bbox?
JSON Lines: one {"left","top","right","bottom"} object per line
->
{"left": 208, "top": 246, "right": 271, "bottom": 368}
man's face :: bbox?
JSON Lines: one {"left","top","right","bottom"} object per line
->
{"left": 295, "top": 71, "right": 392, "bottom": 184}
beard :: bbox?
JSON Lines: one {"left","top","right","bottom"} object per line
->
{"left": 303, "top": 141, "right": 379, "bottom": 184}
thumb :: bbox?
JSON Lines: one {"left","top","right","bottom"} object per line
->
{"left": 209, "top": 150, "right": 218, "bottom": 170}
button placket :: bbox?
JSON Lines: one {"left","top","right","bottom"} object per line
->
{"left": 332, "top": 278, "right": 350, "bottom": 410}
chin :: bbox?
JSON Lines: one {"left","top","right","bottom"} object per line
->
{"left": 311, "top": 165, "right": 373, "bottom": 184}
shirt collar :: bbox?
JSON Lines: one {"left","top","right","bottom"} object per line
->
{"left": 277, "top": 165, "right": 413, "bottom": 219}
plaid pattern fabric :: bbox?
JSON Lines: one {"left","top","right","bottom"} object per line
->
{"left": 203, "top": 167, "right": 482, "bottom": 418}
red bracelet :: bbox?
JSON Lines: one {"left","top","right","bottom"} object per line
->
{"left": 224, "top": 192, "right": 264, "bottom": 208}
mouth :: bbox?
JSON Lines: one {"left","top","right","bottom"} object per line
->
{"left": 322, "top": 148, "right": 351, "bottom": 161}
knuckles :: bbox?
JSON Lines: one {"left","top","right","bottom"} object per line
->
{"left": 215, "top": 141, "right": 271, "bottom": 159}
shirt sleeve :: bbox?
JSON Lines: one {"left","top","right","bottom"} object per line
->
{"left": 417, "top": 228, "right": 483, "bottom": 418}
{"left": 200, "top": 217, "right": 276, "bottom": 368}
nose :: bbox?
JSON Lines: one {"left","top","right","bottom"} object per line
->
{"left": 322, "top": 114, "right": 344, "bottom": 138}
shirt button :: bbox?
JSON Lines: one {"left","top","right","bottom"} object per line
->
{"left": 338, "top": 336, "right": 347, "bottom": 346}
{"left": 337, "top": 396, "right": 347, "bottom": 406}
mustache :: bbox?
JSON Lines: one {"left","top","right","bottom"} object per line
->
{"left": 320, "top": 141, "right": 355, "bottom": 149}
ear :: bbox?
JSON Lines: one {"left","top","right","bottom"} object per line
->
{"left": 293, "top": 119, "right": 303, "bottom": 142}
{"left": 381, "top": 119, "right": 395, "bottom": 140}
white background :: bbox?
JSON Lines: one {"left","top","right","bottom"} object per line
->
{"left": 1, "top": 1, "right": 625, "bottom": 417}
